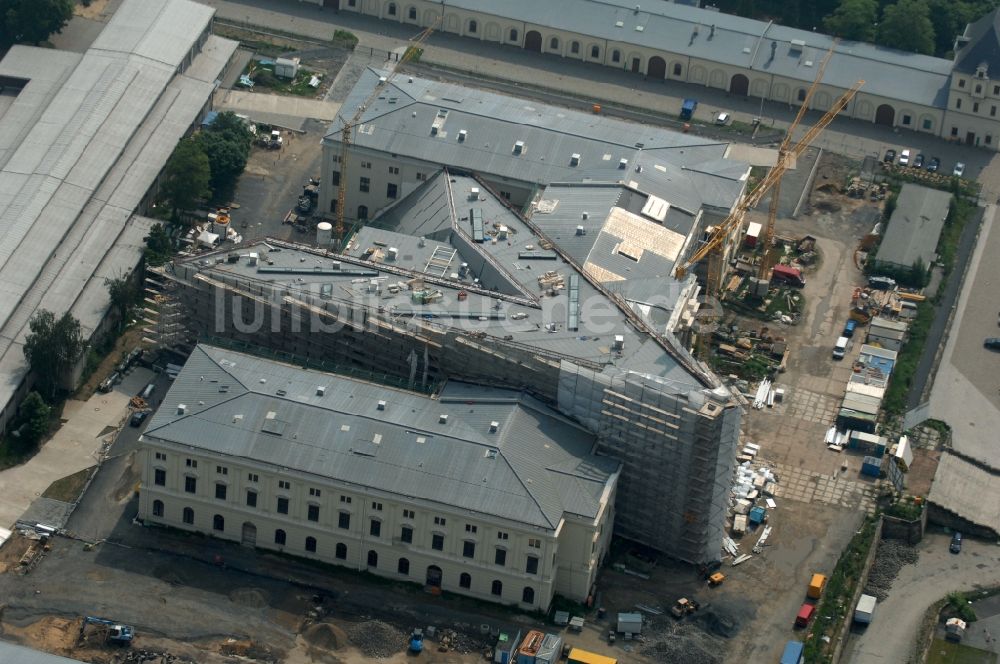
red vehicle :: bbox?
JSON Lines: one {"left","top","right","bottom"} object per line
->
{"left": 771, "top": 264, "right": 805, "bottom": 288}
{"left": 795, "top": 603, "right": 815, "bottom": 628}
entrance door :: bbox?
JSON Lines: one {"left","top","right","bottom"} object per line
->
{"left": 323, "top": 0, "right": 339, "bottom": 8}
{"left": 425, "top": 565, "right": 442, "bottom": 588}
{"left": 524, "top": 31, "right": 542, "bottom": 52}
{"left": 631, "top": 57, "right": 641, "bottom": 73}
{"left": 241, "top": 522, "right": 257, "bottom": 547}
{"left": 729, "top": 74, "right": 749, "bottom": 96}
{"left": 967, "top": 131, "right": 976, "bottom": 146}
{"left": 874, "top": 104, "right": 895, "bottom": 127}
{"left": 647, "top": 56, "right": 666, "bottom": 79}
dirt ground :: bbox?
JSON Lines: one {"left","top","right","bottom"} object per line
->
{"left": 74, "top": 0, "right": 112, "bottom": 21}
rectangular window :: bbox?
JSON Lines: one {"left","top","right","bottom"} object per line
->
{"left": 957, "top": 99, "right": 962, "bottom": 109}
{"left": 497, "top": 531, "right": 508, "bottom": 540}
{"left": 974, "top": 102, "right": 981, "bottom": 113}
{"left": 348, "top": 0, "right": 355, "bottom": 7}
{"left": 952, "top": 126, "right": 959, "bottom": 136}
{"left": 386, "top": 183, "right": 397, "bottom": 199}
{"left": 331, "top": 170, "right": 340, "bottom": 186}
{"left": 309, "top": 487, "right": 321, "bottom": 497}
{"left": 247, "top": 473, "right": 258, "bottom": 483}
{"left": 388, "top": 166, "right": 399, "bottom": 174}
{"left": 434, "top": 516, "right": 446, "bottom": 526}
{"left": 902, "top": 114, "right": 911, "bottom": 125}
{"left": 277, "top": 497, "right": 289, "bottom": 514}
{"left": 279, "top": 480, "right": 291, "bottom": 490}
{"left": 246, "top": 490, "right": 257, "bottom": 508}
{"left": 370, "top": 519, "right": 381, "bottom": 537}
{"left": 959, "top": 78, "right": 966, "bottom": 88}
{"left": 360, "top": 177, "right": 370, "bottom": 193}
{"left": 528, "top": 538, "right": 541, "bottom": 549}
{"left": 371, "top": 501, "right": 383, "bottom": 511}
{"left": 432, "top": 534, "right": 444, "bottom": 551}
{"left": 216, "top": 466, "right": 227, "bottom": 475}
{"left": 403, "top": 509, "right": 414, "bottom": 519}
{"left": 994, "top": 85, "right": 999, "bottom": 95}
{"left": 215, "top": 483, "right": 227, "bottom": 500}
{"left": 992, "top": 106, "right": 997, "bottom": 117}
{"left": 494, "top": 548, "right": 506, "bottom": 566}
{"left": 340, "top": 495, "right": 352, "bottom": 504}
{"left": 401, "top": 526, "right": 413, "bottom": 543}
{"left": 154, "top": 469, "right": 166, "bottom": 486}
{"left": 186, "top": 459, "right": 197, "bottom": 468}
{"left": 184, "top": 476, "right": 197, "bottom": 493}
{"left": 155, "top": 452, "right": 166, "bottom": 461}
{"left": 463, "top": 541, "right": 476, "bottom": 558}
{"left": 499, "top": 190, "right": 511, "bottom": 200}
{"left": 416, "top": 172, "right": 426, "bottom": 181}
{"left": 465, "top": 524, "right": 477, "bottom": 533}
{"left": 526, "top": 555, "right": 539, "bottom": 575}
{"left": 361, "top": 161, "right": 371, "bottom": 169}
{"left": 988, "top": 135, "right": 994, "bottom": 145}
{"left": 308, "top": 504, "right": 320, "bottom": 522}
{"left": 338, "top": 512, "right": 351, "bottom": 529}
{"left": 923, "top": 118, "right": 933, "bottom": 130}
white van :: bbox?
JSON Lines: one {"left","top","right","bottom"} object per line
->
{"left": 833, "top": 336, "right": 849, "bottom": 360}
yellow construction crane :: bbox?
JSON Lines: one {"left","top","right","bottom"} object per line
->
{"left": 335, "top": 19, "right": 439, "bottom": 247}
{"left": 675, "top": 45, "right": 863, "bottom": 295}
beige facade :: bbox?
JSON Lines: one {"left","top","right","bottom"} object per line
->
{"left": 138, "top": 428, "right": 614, "bottom": 612}
{"left": 331, "top": 0, "right": 1000, "bottom": 150}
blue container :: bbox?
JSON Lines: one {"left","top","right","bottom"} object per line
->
{"left": 861, "top": 456, "right": 882, "bottom": 478}
{"left": 748, "top": 506, "right": 766, "bottom": 525}
{"left": 781, "top": 640, "right": 804, "bottom": 664}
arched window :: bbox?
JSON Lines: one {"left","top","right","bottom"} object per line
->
{"left": 570, "top": 41, "right": 580, "bottom": 54}
{"left": 398, "top": 557, "right": 410, "bottom": 575}
{"left": 305, "top": 536, "right": 317, "bottom": 553}
{"left": 509, "top": 28, "right": 518, "bottom": 42}
{"left": 336, "top": 542, "right": 347, "bottom": 559}
{"left": 183, "top": 507, "right": 194, "bottom": 524}
{"left": 549, "top": 37, "right": 559, "bottom": 50}
{"left": 152, "top": 500, "right": 164, "bottom": 517}
{"left": 468, "top": 20, "right": 477, "bottom": 34}
{"left": 408, "top": 7, "right": 416, "bottom": 20}
{"left": 274, "top": 529, "right": 286, "bottom": 545}
{"left": 591, "top": 45, "right": 600, "bottom": 59}
{"left": 387, "top": 2, "right": 396, "bottom": 16}
{"left": 367, "top": 550, "right": 378, "bottom": 567}
{"left": 213, "top": 514, "right": 224, "bottom": 531}
{"left": 522, "top": 587, "right": 535, "bottom": 604}
{"left": 611, "top": 49, "right": 621, "bottom": 63}
{"left": 491, "top": 579, "right": 503, "bottom": 596}
{"left": 460, "top": 572, "right": 472, "bottom": 588}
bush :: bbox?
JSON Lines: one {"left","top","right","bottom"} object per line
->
{"left": 947, "top": 592, "right": 978, "bottom": 623}
{"left": 333, "top": 29, "right": 358, "bottom": 49}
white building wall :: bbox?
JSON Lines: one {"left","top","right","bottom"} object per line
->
{"left": 137, "top": 436, "right": 611, "bottom": 610}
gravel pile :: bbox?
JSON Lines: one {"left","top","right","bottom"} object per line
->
{"left": 345, "top": 620, "right": 407, "bottom": 659}
{"left": 864, "top": 539, "right": 919, "bottom": 601}
{"left": 641, "top": 622, "right": 721, "bottom": 664}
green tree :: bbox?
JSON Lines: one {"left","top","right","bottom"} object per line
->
{"left": 104, "top": 273, "right": 136, "bottom": 331}
{"left": 12, "top": 391, "right": 51, "bottom": 453}
{"left": 197, "top": 112, "right": 253, "bottom": 202}
{"left": 878, "top": 0, "right": 936, "bottom": 55}
{"left": 161, "top": 137, "right": 210, "bottom": 220}
{"left": 0, "top": 0, "right": 74, "bottom": 50}
{"left": 823, "top": 0, "right": 878, "bottom": 41}
{"left": 23, "top": 310, "right": 87, "bottom": 399}
{"left": 144, "top": 223, "right": 174, "bottom": 267}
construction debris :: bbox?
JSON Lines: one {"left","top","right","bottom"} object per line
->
{"left": 863, "top": 540, "right": 918, "bottom": 601}
{"left": 345, "top": 620, "right": 407, "bottom": 658}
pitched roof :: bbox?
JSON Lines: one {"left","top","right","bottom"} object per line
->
{"left": 954, "top": 9, "right": 1000, "bottom": 76}
{"left": 874, "top": 184, "right": 951, "bottom": 268}
{"left": 143, "top": 345, "right": 620, "bottom": 529}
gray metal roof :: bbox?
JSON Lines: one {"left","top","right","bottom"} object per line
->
{"left": 0, "top": 641, "right": 85, "bottom": 664}
{"left": 0, "top": 0, "right": 235, "bottom": 420}
{"left": 929, "top": 452, "right": 1000, "bottom": 534}
{"left": 442, "top": 0, "right": 952, "bottom": 108}
{"left": 954, "top": 9, "right": 1000, "bottom": 76}
{"left": 143, "top": 345, "right": 619, "bottom": 529}
{"left": 367, "top": 170, "right": 452, "bottom": 239}
{"left": 874, "top": 184, "right": 952, "bottom": 268}
{"left": 325, "top": 68, "right": 732, "bottom": 187}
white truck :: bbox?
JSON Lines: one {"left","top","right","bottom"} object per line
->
{"left": 854, "top": 594, "right": 877, "bottom": 624}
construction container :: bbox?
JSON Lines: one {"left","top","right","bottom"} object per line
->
{"left": 616, "top": 612, "right": 642, "bottom": 635}
{"left": 568, "top": 649, "right": 617, "bottom": 664}
{"left": 807, "top": 573, "right": 827, "bottom": 599}
{"left": 795, "top": 603, "right": 815, "bottom": 627}
{"left": 748, "top": 506, "right": 766, "bottom": 525}
{"left": 516, "top": 630, "right": 545, "bottom": 664}
{"left": 860, "top": 456, "right": 883, "bottom": 478}
{"left": 534, "top": 634, "right": 562, "bottom": 664}
{"left": 854, "top": 594, "right": 876, "bottom": 624}
{"left": 781, "top": 640, "right": 804, "bottom": 664}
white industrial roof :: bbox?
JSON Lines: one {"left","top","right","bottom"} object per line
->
{"left": 929, "top": 452, "right": 1000, "bottom": 535}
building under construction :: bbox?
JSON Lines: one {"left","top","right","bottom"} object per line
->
{"left": 148, "top": 167, "right": 742, "bottom": 563}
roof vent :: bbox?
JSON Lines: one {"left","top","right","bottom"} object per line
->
{"left": 377, "top": 400, "right": 386, "bottom": 411}
{"left": 469, "top": 187, "right": 480, "bottom": 199}
{"left": 233, "top": 414, "right": 243, "bottom": 424}
{"left": 636, "top": 165, "right": 643, "bottom": 173}
{"left": 177, "top": 404, "right": 187, "bottom": 415}
{"left": 489, "top": 421, "right": 499, "bottom": 433}
{"left": 486, "top": 449, "right": 498, "bottom": 459}
{"left": 276, "top": 389, "right": 287, "bottom": 397}
{"left": 458, "top": 129, "right": 467, "bottom": 141}
{"left": 582, "top": 211, "right": 589, "bottom": 220}
{"left": 619, "top": 158, "right": 628, "bottom": 169}
{"left": 634, "top": 4, "right": 640, "bottom": 13}
{"left": 570, "top": 153, "right": 580, "bottom": 166}
{"left": 316, "top": 386, "right": 326, "bottom": 396}
{"left": 387, "top": 247, "right": 398, "bottom": 261}
{"left": 248, "top": 252, "right": 258, "bottom": 266}
{"left": 576, "top": 225, "right": 586, "bottom": 236}
{"left": 513, "top": 140, "right": 524, "bottom": 155}
{"left": 431, "top": 125, "right": 439, "bottom": 135}
{"left": 439, "top": 414, "right": 449, "bottom": 424}
{"left": 498, "top": 225, "right": 509, "bottom": 240}
{"left": 613, "top": 335, "right": 625, "bottom": 351}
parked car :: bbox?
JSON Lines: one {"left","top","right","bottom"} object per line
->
{"left": 130, "top": 410, "right": 150, "bottom": 428}
{"left": 913, "top": 153, "right": 925, "bottom": 168}
{"left": 898, "top": 149, "right": 911, "bottom": 166}
{"left": 714, "top": 112, "right": 730, "bottom": 125}
{"left": 984, "top": 338, "right": 1000, "bottom": 350}
{"left": 843, "top": 319, "right": 858, "bottom": 338}
{"left": 950, "top": 532, "right": 963, "bottom": 553}
{"left": 953, "top": 162, "right": 966, "bottom": 177}
{"left": 883, "top": 149, "right": 896, "bottom": 163}
{"left": 926, "top": 156, "right": 940, "bottom": 172}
